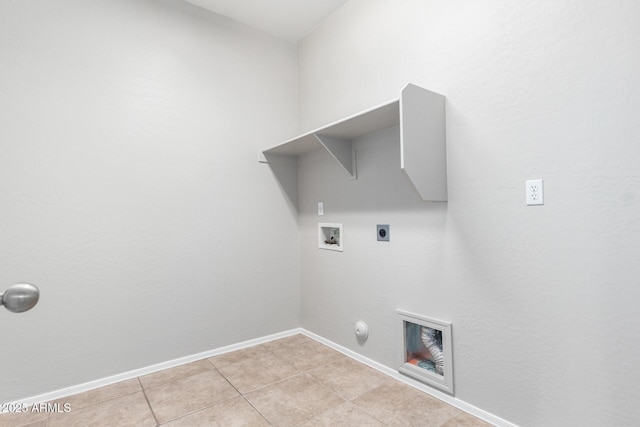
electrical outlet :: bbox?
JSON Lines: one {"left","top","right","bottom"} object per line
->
{"left": 318, "top": 202, "right": 324, "bottom": 216}
{"left": 377, "top": 224, "right": 390, "bottom": 241}
{"left": 526, "top": 179, "right": 544, "bottom": 205}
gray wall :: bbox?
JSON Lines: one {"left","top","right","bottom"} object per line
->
{"left": 298, "top": 1, "right": 640, "bottom": 426}
{"left": 3, "top": 1, "right": 639, "bottom": 425}
{"left": 0, "top": 0, "right": 300, "bottom": 402}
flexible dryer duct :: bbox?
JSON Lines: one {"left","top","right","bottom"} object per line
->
{"left": 421, "top": 326, "right": 444, "bottom": 375}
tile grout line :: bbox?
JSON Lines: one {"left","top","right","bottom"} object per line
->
{"left": 436, "top": 411, "right": 469, "bottom": 427}
{"left": 138, "top": 363, "right": 216, "bottom": 391}
{"left": 239, "top": 395, "right": 273, "bottom": 426}
{"left": 288, "top": 374, "right": 351, "bottom": 427}
{"left": 211, "top": 338, "right": 327, "bottom": 425}
{"left": 153, "top": 365, "right": 272, "bottom": 426}
{"left": 138, "top": 377, "right": 160, "bottom": 427}
{"left": 11, "top": 334, "right": 487, "bottom": 426}
{"left": 213, "top": 345, "right": 304, "bottom": 395}
{"left": 142, "top": 367, "right": 242, "bottom": 425}
{"left": 44, "top": 385, "right": 146, "bottom": 422}
{"left": 298, "top": 371, "right": 391, "bottom": 426}
{"left": 8, "top": 330, "right": 303, "bottom": 414}
{"left": 152, "top": 395, "right": 243, "bottom": 426}
{"left": 216, "top": 359, "right": 282, "bottom": 424}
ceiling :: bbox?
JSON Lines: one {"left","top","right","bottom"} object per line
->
{"left": 182, "top": 0, "right": 349, "bottom": 42}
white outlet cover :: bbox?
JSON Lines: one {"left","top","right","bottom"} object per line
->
{"left": 526, "top": 179, "right": 544, "bottom": 205}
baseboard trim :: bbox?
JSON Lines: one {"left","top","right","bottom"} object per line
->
{"left": 7, "top": 327, "right": 516, "bottom": 427}
{"left": 300, "top": 329, "right": 518, "bottom": 427}
{"left": 5, "top": 328, "right": 302, "bottom": 409}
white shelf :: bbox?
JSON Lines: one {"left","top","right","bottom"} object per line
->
{"left": 261, "top": 83, "right": 447, "bottom": 202}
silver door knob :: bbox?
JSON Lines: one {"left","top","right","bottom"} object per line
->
{"left": 1, "top": 283, "right": 40, "bottom": 313}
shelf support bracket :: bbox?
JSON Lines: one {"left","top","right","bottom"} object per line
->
{"left": 314, "top": 134, "right": 356, "bottom": 178}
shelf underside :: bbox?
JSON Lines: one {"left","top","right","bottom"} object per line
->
{"left": 264, "top": 100, "right": 399, "bottom": 157}
{"left": 261, "top": 83, "right": 447, "bottom": 202}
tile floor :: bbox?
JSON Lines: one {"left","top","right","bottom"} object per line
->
{"left": 1, "top": 334, "right": 491, "bottom": 427}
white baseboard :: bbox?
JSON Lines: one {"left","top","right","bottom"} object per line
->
{"left": 6, "top": 327, "right": 516, "bottom": 427}
{"left": 300, "top": 329, "right": 518, "bottom": 427}
{"left": 5, "top": 328, "right": 302, "bottom": 410}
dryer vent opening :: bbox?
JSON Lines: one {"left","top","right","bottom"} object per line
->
{"left": 397, "top": 309, "right": 454, "bottom": 394}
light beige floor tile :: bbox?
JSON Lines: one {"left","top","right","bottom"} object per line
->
{"left": 440, "top": 411, "right": 493, "bottom": 427}
{"left": 139, "top": 359, "right": 214, "bottom": 389}
{"left": 307, "top": 357, "right": 393, "bottom": 400}
{"left": 0, "top": 408, "right": 49, "bottom": 427}
{"left": 250, "top": 342, "right": 278, "bottom": 352}
{"left": 50, "top": 378, "right": 141, "bottom": 412}
{"left": 217, "top": 351, "right": 300, "bottom": 393}
{"left": 296, "top": 401, "right": 383, "bottom": 426}
{"left": 266, "top": 334, "right": 313, "bottom": 350}
{"left": 144, "top": 369, "right": 238, "bottom": 423}
{"left": 244, "top": 374, "right": 345, "bottom": 426}
{"left": 21, "top": 420, "right": 48, "bottom": 427}
{"left": 4, "top": 335, "right": 484, "bottom": 427}
{"left": 352, "top": 381, "right": 460, "bottom": 427}
{"left": 47, "top": 391, "right": 155, "bottom": 427}
{"left": 272, "top": 338, "right": 346, "bottom": 371}
{"left": 208, "top": 345, "right": 269, "bottom": 369}
{"left": 161, "top": 396, "right": 269, "bottom": 427}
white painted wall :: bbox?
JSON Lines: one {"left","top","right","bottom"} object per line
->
{"left": 298, "top": 1, "right": 640, "bottom": 426}
{"left": 0, "top": 0, "right": 299, "bottom": 402}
